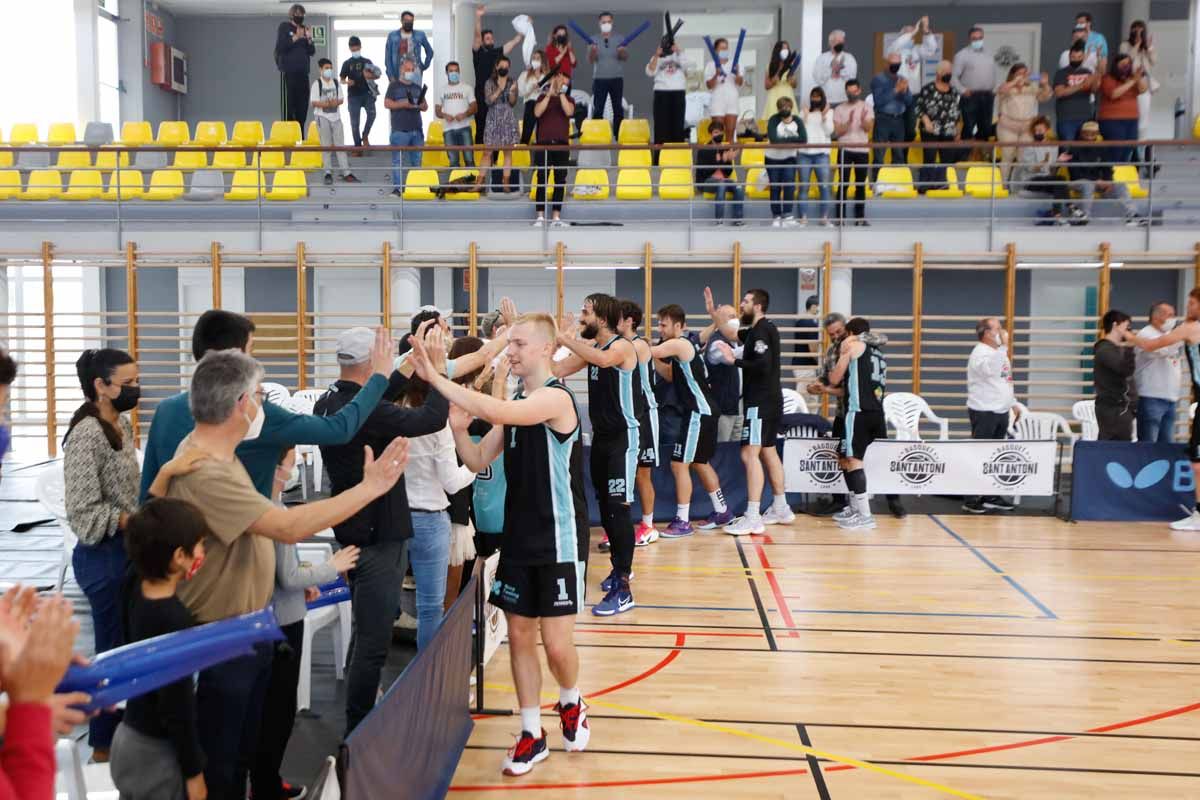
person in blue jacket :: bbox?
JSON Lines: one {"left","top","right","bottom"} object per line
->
{"left": 385, "top": 10, "right": 434, "bottom": 83}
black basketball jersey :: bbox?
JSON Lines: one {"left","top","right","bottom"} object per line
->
{"left": 1187, "top": 342, "right": 1200, "bottom": 399}
{"left": 502, "top": 379, "right": 583, "bottom": 566}
{"left": 845, "top": 343, "right": 886, "bottom": 414}
{"left": 672, "top": 338, "right": 715, "bottom": 416}
{"left": 738, "top": 317, "right": 783, "bottom": 418}
{"left": 587, "top": 336, "right": 639, "bottom": 436}
{"left": 631, "top": 335, "right": 658, "bottom": 422}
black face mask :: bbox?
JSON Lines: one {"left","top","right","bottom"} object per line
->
{"left": 110, "top": 384, "right": 141, "bottom": 413}
{"left": 936, "top": 73, "right": 950, "bottom": 83}
{"left": 292, "top": 14, "right": 304, "bottom": 25}
{"left": 811, "top": 98, "right": 825, "bottom": 109}
{"left": 402, "top": 21, "right": 413, "bottom": 32}
{"left": 1032, "top": 132, "right": 1046, "bottom": 142}
{"left": 846, "top": 92, "right": 860, "bottom": 102}
{"left": 832, "top": 43, "right": 844, "bottom": 54}
{"left": 556, "top": 34, "right": 568, "bottom": 45}
{"left": 1070, "top": 58, "right": 1084, "bottom": 68}
{"left": 497, "top": 67, "right": 509, "bottom": 77}
{"left": 889, "top": 63, "right": 901, "bottom": 74}
{"left": 711, "top": 133, "right": 724, "bottom": 142}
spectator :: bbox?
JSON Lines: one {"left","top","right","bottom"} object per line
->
{"left": 765, "top": 96, "right": 803, "bottom": 227}
{"left": 436, "top": 61, "right": 477, "bottom": 169}
{"left": 646, "top": 42, "right": 689, "bottom": 153}
{"left": 589, "top": 12, "right": 630, "bottom": 137}
{"left": 704, "top": 37, "right": 745, "bottom": 142}
{"left": 699, "top": 304, "right": 744, "bottom": 442}
{"left": 311, "top": 58, "right": 359, "bottom": 186}
{"left": 275, "top": 4, "right": 315, "bottom": 127}
{"left": 443, "top": 337, "right": 486, "bottom": 609}
{"left": 546, "top": 24, "right": 577, "bottom": 81}
{"left": 472, "top": 6, "right": 525, "bottom": 146}
{"left": 518, "top": 50, "right": 547, "bottom": 146}
{"left": 797, "top": 87, "right": 834, "bottom": 226}
{"left": 315, "top": 325, "right": 448, "bottom": 735}
{"left": 1120, "top": 20, "right": 1158, "bottom": 167}
{"left": 385, "top": 9, "right": 433, "bottom": 84}
{"left": 951, "top": 26, "right": 998, "bottom": 144}
{"left": 477, "top": 55, "right": 519, "bottom": 192}
{"left": 532, "top": 71, "right": 575, "bottom": 227}
{"left": 870, "top": 52, "right": 913, "bottom": 183}
{"left": 813, "top": 30, "right": 857, "bottom": 107}
{"left": 963, "top": 317, "right": 1017, "bottom": 514}
{"left": 1063, "top": 121, "right": 1143, "bottom": 225}
{"left": 1059, "top": 23, "right": 1100, "bottom": 72}
{"left": 1075, "top": 11, "right": 1110, "bottom": 73}
{"left": 765, "top": 40, "right": 799, "bottom": 121}
{"left": 915, "top": 60, "right": 963, "bottom": 190}
{"left": 1098, "top": 52, "right": 1147, "bottom": 164}
{"left": 385, "top": 59, "right": 428, "bottom": 198}
{"left": 1135, "top": 301, "right": 1182, "bottom": 443}
{"left": 161, "top": 349, "right": 408, "bottom": 797}
{"left": 996, "top": 64, "right": 1052, "bottom": 181}
{"left": 886, "top": 16, "right": 937, "bottom": 141}
{"left": 695, "top": 119, "right": 745, "bottom": 226}
{"left": 833, "top": 79, "right": 873, "bottom": 226}
{"left": 1094, "top": 309, "right": 1138, "bottom": 440}
{"left": 340, "top": 37, "right": 377, "bottom": 152}
{"left": 0, "top": 349, "right": 14, "bottom": 466}
{"left": 793, "top": 295, "right": 821, "bottom": 377}
{"left": 109, "top": 498, "right": 208, "bottom": 800}
{"left": 63, "top": 347, "right": 140, "bottom": 761}
{"left": 1054, "top": 41, "right": 1100, "bottom": 142}
{"left": 1015, "top": 116, "right": 1076, "bottom": 224}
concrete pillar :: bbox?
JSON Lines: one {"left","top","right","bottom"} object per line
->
{"left": 1189, "top": 0, "right": 1200, "bottom": 123}
{"left": 75, "top": 0, "right": 99, "bottom": 124}
{"left": 831, "top": 265, "right": 852, "bottom": 317}
{"left": 780, "top": 0, "right": 824, "bottom": 102}
{"left": 1121, "top": 0, "right": 1151, "bottom": 37}
{"left": 430, "top": 0, "right": 454, "bottom": 99}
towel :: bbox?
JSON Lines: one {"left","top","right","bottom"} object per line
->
{"left": 512, "top": 15, "right": 536, "bottom": 66}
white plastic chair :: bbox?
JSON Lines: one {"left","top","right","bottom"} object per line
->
{"left": 288, "top": 389, "right": 328, "bottom": 498}
{"left": 296, "top": 541, "right": 350, "bottom": 712}
{"left": 883, "top": 392, "right": 950, "bottom": 441}
{"left": 55, "top": 738, "right": 88, "bottom": 800}
{"left": 262, "top": 381, "right": 291, "bottom": 406}
{"left": 35, "top": 465, "right": 77, "bottom": 591}
{"left": 1009, "top": 402, "right": 1079, "bottom": 444}
{"left": 1072, "top": 399, "right": 1099, "bottom": 441}
{"left": 781, "top": 388, "right": 809, "bottom": 415}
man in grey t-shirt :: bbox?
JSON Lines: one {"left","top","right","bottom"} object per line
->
{"left": 588, "top": 11, "right": 630, "bottom": 138}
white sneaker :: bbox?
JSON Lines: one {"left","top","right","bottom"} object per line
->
{"left": 550, "top": 218, "right": 567, "bottom": 228}
{"left": 837, "top": 512, "right": 877, "bottom": 531}
{"left": 393, "top": 610, "right": 417, "bottom": 631}
{"left": 782, "top": 215, "right": 799, "bottom": 227}
{"left": 761, "top": 505, "right": 796, "bottom": 525}
{"left": 532, "top": 216, "right": 545, "bottom": 227}
{"left": 797, "top": 217, "right": 809, "bottom": 227}
{"left": 831, "top": 506, "right": 855, "bottom": 523}
{"left": 1169, "top": 511, "right": 1200, "bottom": 531}
{"left": 723, "top": 515, "right": 765, "bottom": 536}
{"left": 772, "top": 217, "right": 783, "bottom": 228}
{"left": 820, "top": 217, "right": 833, "bottom": 228}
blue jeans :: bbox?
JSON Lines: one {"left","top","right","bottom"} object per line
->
{"left": 765, "top": 156, "right": 796, "bottom": 218}
{"left": 347, "top": 93, "right": 376, "bottom": 147}
{"left": 390, "top": 129, "right": 424, "bottom": 188}
{"left": 797, "top": 152, "right": 831, "bottom": 220}
{"left": 702, "top": 177, "right": 744, "bottom": 220}
{"left": 1137, "top": 396, "right": 1176, "bottom": 444}
{"left": 344, "top": 539, "right": 405, "bottom": 736}
{"left": 1056, "top": 118, "right": 1086, "bottom": 144}
{"left": 443, "top": 126, "right": 475, "bottom": 168}
{"left": 1099, "top": 118, "right": 1138, "bottom": 164}
{"left": 72, "top": 534, "right": 127, "bottom": 749}
{"left": 409, "top": 510, "right": 450, "bottom": 651}
{"left": 196, "top": 642, "right": 273, "bottom": 800}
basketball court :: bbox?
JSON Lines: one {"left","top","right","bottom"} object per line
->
{"left": 451, "top": 515, "right": 1200, "bottom": 798}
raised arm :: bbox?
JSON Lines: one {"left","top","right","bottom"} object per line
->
{"left": 450, "top": 409, "right": 505, "bottom": 473}
{"left": 829, "top": 338, "right": 862, "bottom": 386}
{"left": 1137, "top": 321, "right": 1197, "bottom": 352}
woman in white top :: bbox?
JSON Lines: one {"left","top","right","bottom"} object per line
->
{"left": 401, "top": 372, "right": 476, "bottom": 650}
{"left": 1119, "top": 20, "right": 1157, "bottom": 165}
{"left": 646, "top": 42, "right": 690, "bottom": 152}
{"left": 797, "top": 87, "right": 835, "bottom": 226}
{"left": 703, "top": 37, "right": 744, "bottom": 141}
{"left": 518, "top": 49, "right": 547, "bottom": 145}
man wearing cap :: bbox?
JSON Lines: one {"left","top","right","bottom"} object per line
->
{"left": 315, "top": 326, "right": 451, "bottom": 736}
{"left": 1059, "top": 23, "right": 1100, "bottom": 72}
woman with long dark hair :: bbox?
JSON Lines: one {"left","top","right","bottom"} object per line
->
{"left": 1098, "top": 51, "right": 1148, "bottom": 164}
{"left": 764, "top": 40, "right": 798, "bottom": 124}
{"left": 1119, "top": 20, "right": 1157, "bottom": 167}
{"left": 477, "top": 55, "right": 520, "bottom": 192}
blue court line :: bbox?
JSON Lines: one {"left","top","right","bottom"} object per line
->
{"left": 928, "top": 514, "right": 1059, "bottom": 620}
{"left": 785, "top": 608, "right": 1031, "bottom": 620}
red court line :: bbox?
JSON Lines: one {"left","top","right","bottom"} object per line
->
{"left": 754, "top": 542, "right": 800, "bottom": 638}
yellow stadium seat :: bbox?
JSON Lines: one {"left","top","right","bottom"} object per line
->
{"left": 426, "top": 120, "right": 445, "bottom": 144}
{"left": 259, "top": 150, "right": 287, "bottom": 171}
{"left": 739, "top": 146, "right": 765, "bottom": 166}
{"left": 1113, "top": 165, "right": 1148, "bottom": 199}
{"left": 0, "top": 170, "right": 20, "bottom": 199}
{"left": 658, "top": 148, "right": 692, "bottom": 167}
{"left": 56, "top": 150, "right": 93, "bottom": 170}
{"left": 155, "top": 121, "right": 190, "bottom": 146}
{"left": 192, "top": 121, "right": 227, "bottom": 147}
{"left": 230, "top": 121, "right": 265, "bottom": 146}
{"left": 0, "top": 149, "right": 12, "bottom": 168}
{"left": 964, "top": 165, "right": 1009, "bottom": 198}
{"left": 615, "top": 168, "right": 652, "bottom": 200}
{"left": 572, "top": 169, "right": 611, "bottom": 200}
{"left": 421, "top": 146, "right": 450, "bottom": 169}
{"left": 143, "top": 170, "right": 185, "bottom": 201}
{"left": 101, "top": 170, "right": 145, "bottom": 200}
{"left": 212, "top": 149, "right": 248, "bottom": 170}
{"left": 173, "top": 150, "right": 209, "bottom": 171}
{"left": 47, "top": 123, "right": 77, "bottom": 145}
{"left": 926, "top": 167, "right": 965, "bottom": 199}
{"left": 266, "top": 169, "right": 308, "bottom": 201}
{"left": 290, "top": 149, "right": 323, "bottom": 170}
{"left": 617, "top": 118, "right": 650, "bottom": 145}
{"left": 120, "top": 121, "right": 153, "bottom": 146}
{"left": 658, "top": 168, "right": 695, "bottom": 200}
{"left": 498, "top": 148, "right": 531, "bottom": 169}
{"left": 446, "top": 169, "right": 481, "bottom": 199}
{"left": 304, "top": 121, "right": 320, "bottom": 146}
{"left": 21, "top": 169, "right": 63, "bottom": 200}
{"left": 94, "top": 149, "right": 131, "bottom": 171}
{"left": 402, "top": 169, "right": 439, "bottom": 200}
{"left": 744, "top": 168, "right": 769, "bottom": 200}
{"left": 874, "top": 166, "right": 919, "bottom": 198}
{"left": 267, "top": 121, "right": 302, "bottom": 147}
{"left": 697, "top": 119, "right": 714, "bottom": 145}
{"left": 617, "top": 149, "right": 651, "bottom": 168}
{"left": 580, "top": 119, "right": 613, "bottom": 144}
{"left": 224, "top": 169, "right": 265, "bottom": 201}
{"left": 62, "top": 170, "right": 104, "bottom": 200}
{"left": 9, "top": 124, "right": 39, "bottom": 146}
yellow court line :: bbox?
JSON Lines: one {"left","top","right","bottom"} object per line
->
{"left": 481, "top": 683, "right": 984, "bottom": 799}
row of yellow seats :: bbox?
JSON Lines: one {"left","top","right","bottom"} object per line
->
{"left": 1, "top": 120, "right": 321, "bottom": 148}
{"left": 0, "top": 169, "right": 309, "bottom": 201}
{"left": 33, "top": 149, "right": 325, "bottom": 171}
{"left": 870, "top": 164, "right": 1148, "bottom": 199}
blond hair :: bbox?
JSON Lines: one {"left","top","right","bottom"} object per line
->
{"left": 513, "top": 312, "right": 558, "bottom": 344}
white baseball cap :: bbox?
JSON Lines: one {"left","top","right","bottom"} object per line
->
{"left": 336, "top": 326, "right": 375, "bottom": 365}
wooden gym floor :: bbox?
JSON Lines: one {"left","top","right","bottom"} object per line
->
{"left": 449, "top": 513, "right": 1200, "bottom": 799}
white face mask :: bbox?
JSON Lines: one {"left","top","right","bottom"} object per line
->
{"left": 322, "top": 68, "right": 334, "bottom": 79}
{"left": 243, "top": 398, "right": 266, "bottom": 441}
{"left": 722, "top": 319, "right": 740, "bottom": 336}
{"left": 351, "top": 50, "right": 361, "bottom": 57}
{"left": 531, "top": 59, "right": 542, "bottom": 70}
{"left": 1162, "top": 317, "right": 1179, "bottom": 331}
{"left": 779, "top": 48, "right": 789, "bottom": 60}
{"left": 600, "top": 22, "right": 613, "bottom": 34}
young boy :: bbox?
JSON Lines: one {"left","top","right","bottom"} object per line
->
{"left": 311, "top": 57, "right": 359, "bottom": 185}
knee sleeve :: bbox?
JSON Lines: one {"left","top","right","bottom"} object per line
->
{"left": 844, "top": 468, "right": 867, "bottom": 495}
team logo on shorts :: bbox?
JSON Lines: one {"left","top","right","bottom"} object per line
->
{"left": 982, "top": 443, "right": 1039, "bottom": 489}
{"left": 793, "top": 442, "right": 843, "bottom": 487}
{"left": 888, "top": 443, "right": 946, "bottom": 487}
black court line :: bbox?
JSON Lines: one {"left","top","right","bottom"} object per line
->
{"left": 754, "top": 541, "right": 1200, "bottom": 554}
{"left": 573, "top": 642, "right": 1200, "bottom": 666}
{"left": 735, "top": 537, "right": 777, "bottom": 651}
{"left": 796, "top": 724, "right": 832, "bottom": 799}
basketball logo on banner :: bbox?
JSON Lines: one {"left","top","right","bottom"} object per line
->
{"left": 888, "top": 443, "right": 947, "bottom": 487}
{"left": 481, "top": 551, "right": 507, "bottom": 667}
{"left": 793, "top": 442, "right": 843, "bottom": 487}
{"left": 983, "top": 443, "right": 1040, "bottom": 489}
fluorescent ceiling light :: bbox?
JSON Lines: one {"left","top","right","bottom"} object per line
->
{"left": 1017, "top": 261, "right": 1124, "bottom": 269}
{"left": 544, "top": 265, "right": 640, "bottom": 271}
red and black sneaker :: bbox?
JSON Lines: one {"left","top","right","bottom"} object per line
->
{"left": 501, "top": 728, "right": 549, "bottom": 776}
{"left": 554, "top": 700, "right": 591, "bottom": 752}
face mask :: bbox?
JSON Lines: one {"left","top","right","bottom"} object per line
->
{"left": 993, "top": 331, "right": 1003, "bottom": 346}
{"left": 110, "top": 383, "right": 141, "bottom": 413}
{"left": 971, "top": 39, "right": 984, "bottom": 51}
{"left": 719, "top": 51, "right": 729, "bottom": 62}
{"left": 833, "top": 43, "right": 845, "bottom": 54}
{"left": 531, "top": 59, "right": 542, "bottom": 70}
{"left": 811, "top": 97, "right": 825, "bottom": 109}
{"left": 600, "top": 22, "right": 613, "bottom": 34}
{"left": 779, "top": 48, "right": 790, "bottom": 60}
{"left": 559, "top": 83, "right": 569, "bottom": 94}
{"left": 448, "top": 71, "right": 460, "bottom": 83}
{"left": 556, "top": 34, "right": 568, "bottom": 44}
{"left": 402, "top": 22, "right": 413, "bottom": 32}
{"left": 1032, "top": 132, "right": 1046, "bottom": 142}
{"left": 292, "top": 15, "right": 304, "bottom": 25}
{"left": 937, "top": 73, "right": 950, "bottom": 82}
{"left": 722, "top": 319, "right": 740, "bottom": 336}
{"left": 497, "top": 67, "right": 509, "bottom": 77}
{"left": 1070, "top": 57, "right": 1084, "bottom": 68}
{"left": 1119, "top": 65, "right": 1132, "bottom": 77}
{"left": 889, "top": 63, "right": 901, "bottom": 74}
{"left": 184, "top": 551, "right": 206, "bottom": 581}
{"left": 0, "top": 425, "right": 10, "bottom": 464}
{"left": 711, "top": 133, "right": 724, "bottom": 142}
{"left": 846, "top": 91, "right": 860, "bottom": 102}
{"left": 322, "top": 68, "right": 334, "bottom": 79}
{"left": 779, "top": 107, "right": 793, "bottom": 117}
{"left": 351, "top": 50, "right": 361, "bottom": 58}
{"left": 243, "top": 399, "right": 266, "bottom": 442}
{"left": 403, "top": 70, "right": 416, "bottom": 81}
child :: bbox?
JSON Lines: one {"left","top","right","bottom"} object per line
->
{"left": 110, "top": 497, "right": 209, "bottom": 800}
{"left": 311, "top": 57, "right": 360, "bottom": 185}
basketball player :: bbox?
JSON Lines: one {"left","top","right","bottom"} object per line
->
{"left": 553, "top": 294, "right": 640, "bottom": 616}
{"left": 708, "top": 287, "right": 794, "bottom": 534}
{"left": 1135, "top": 287, "right": 1200, "bottom": 530}
{"left": 652, "top": 304, "right": 731, "bottom": 536}
{"left": 408, "top": 315, "right": 591, "bottom": 776}
{"left": 618, "top": 300, "right": 661, "bottom": 546}
{"left": 829, "top": 317, "right": 888, "bottom": 530}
